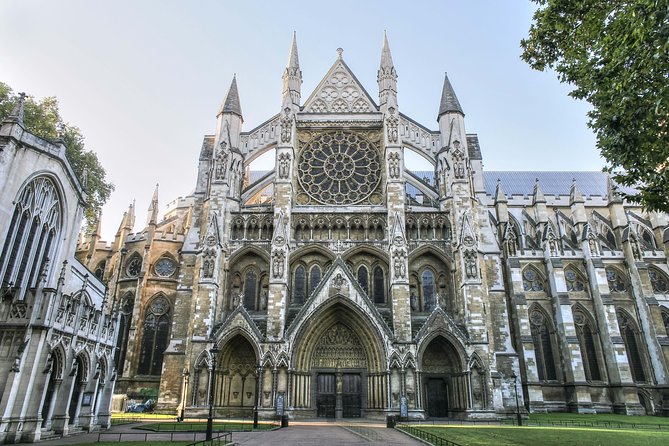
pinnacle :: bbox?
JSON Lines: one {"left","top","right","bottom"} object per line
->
{"left": 288, "top": 31, "right": 300, "bottom": 69}
{"left": 380, "top": 31, "right": 394, "bottom": 69}
{"left": 438, "top": 72, "right": 464, "bottom": 117}
{"left": 218, "top": 76, "right": 243, "bottom": 118}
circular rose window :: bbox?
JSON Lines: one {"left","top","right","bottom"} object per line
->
{"left": 297, "top": 130, "right": 381, "bottom": 205}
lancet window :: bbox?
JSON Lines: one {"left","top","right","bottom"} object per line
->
{"left": 617, "top": 310, "right": 647, "bottom": 382}
{"left": 606, "top": 267, "right": 627, "bottom": 292}
{"left": 522, "top": 266, "right": 545, "bottom": 292}
{"left": 138, "top": 295, "right": 171, "bottom": 375}
{"left": 530, "top": 308, "right": 557, "bottom": 381}
{"left": 565, "top": 267, "right": 586, "bottom": 292}
{"left": 649, "top": 268, "right": 669, "bottom": 294}
{"left": 0, "top": 176, "right": 62, "bottom": 295}
{"left": 573, "top": 308, "right": 602, "bottom": 381}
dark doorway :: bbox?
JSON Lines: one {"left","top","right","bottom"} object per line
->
{"left": 317, "top": 374, "right": 336, "bottom": 418}
{"left": 426, "top": 378, "right": 448, "bottom": 417}
{"left": 342, "top": 373, "right": 361, "bottom": 418}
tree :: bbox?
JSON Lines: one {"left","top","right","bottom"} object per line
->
{"left": 521, "top": 0, "right": 669, "bottom": 212}
{"left": 0, "top": 82, "right": 114, "bottom": 227}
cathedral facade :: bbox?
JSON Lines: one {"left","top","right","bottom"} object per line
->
{"left": 79, "top": 35, "right": 669, "bottom": 420}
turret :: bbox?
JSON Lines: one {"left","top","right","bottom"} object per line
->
{"left": 215, "top": 76, "right": 243, "bottom": 149}
{"left": 147, "top": 183, "right": 159, "bottom": 227}
{"left": 113, "top": 201, "right": 135, "bottom": 252}
{"left": 494, "top": 180, "right": 509, "bottom": 224}
{"left": 377, "top": 31, "right": 397, "bottom": 110}
{"left": 282, "top": 32, "right": 302, "bottom": 111}
{"left": 437, "top": 73, "right": 468, "bottom": 183}
{"left": 569, "top": 180, "right": 587, "bottom": 224}
{"left": 532, "top": 179, "right": 548, "bottom": 224}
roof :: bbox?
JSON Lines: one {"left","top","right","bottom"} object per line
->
{"left": 484, "top": 171, "right": 633, "bottom": 197}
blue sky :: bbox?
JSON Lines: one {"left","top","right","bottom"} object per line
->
{"left": 0, "top": 1, "right": 601, "bottom": 240}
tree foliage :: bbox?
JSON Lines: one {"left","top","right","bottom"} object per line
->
{"left": 521, "top": 0, "right": 669, "bottom": 212}
{"left": 0, "top": 82, "right": 114, "bottom": 227}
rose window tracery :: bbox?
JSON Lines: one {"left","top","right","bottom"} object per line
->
{"left": 298, "top": 130, "right": 381, "bottom": 205}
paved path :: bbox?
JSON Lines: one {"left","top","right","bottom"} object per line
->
{"left": 41, "top": 421, "right": 425, "bottom": 445}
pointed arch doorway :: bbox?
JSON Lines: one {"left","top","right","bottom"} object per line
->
{"left": 420, "top": 336, "right": 465, "bottom": 418}
{"left": 292, "top": 302, "right": 387, "bottom": 419}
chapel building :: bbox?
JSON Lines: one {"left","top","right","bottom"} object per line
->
{"left": 78, "top": 34, "right": 669, "bottom": 419}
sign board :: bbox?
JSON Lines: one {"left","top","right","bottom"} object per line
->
{"left": 276, "top": 394, "right": 284, "bottom": 416}
{"left": 399, "top": 396, "right": 408, "bottom": 419}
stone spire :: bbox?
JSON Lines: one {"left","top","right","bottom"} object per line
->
{"left": 147, "top": 184, "right": 159, "bottom": 227}
{"left": 438, "top": 73, "right": 464, "bottom": 117}
{"left": 282, "top": 32, "right": 302, "bottom": 109}
{"left": 378, "top": 31, "right": 397, "bottom": 107}
{"left": 8, "top": 92, "right": 26, "bottom": 124}
{"left": 569, "top": 179, "right": 585, "bottom": 205}
{"left": 494, "top": 179, "right": 508, "bottom": 204}
{"left": 218, "top": 76, "right": 243, "bottom": 120}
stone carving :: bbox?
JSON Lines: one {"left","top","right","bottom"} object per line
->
{"left": 304, "top": 63, "right": 374, "bottom": 113}
{"left": 332, "top": 273, "right": 345, "bottom": 290}
{"left": 214, "top": 142, "right": 229, "bottom": 181}
{"left": 393, "top": 250, "right": 406, "bottom": 279}
{"left": 202, "top": 251, "right": 215, "bottom": 278}
{"left": 451, "top": 141, "right": 465, "bottom": 179}
{"left": 464, "top": 249, "right": 478, "bottom": 279}
{"left": 630, "top": 233, "right": 642, "bottom": 260}
{"left": 280, "top": 108, "right": 292, "bottom": 143}
{"left": 587, "top": 233, "right": 600, "bottom": 257}
{"left": 272, "top": 251, "right": 285, "bottom": 278}
{"left": 312, "top": 323, "right": 367, "bottom": 368}
{"left": 386, "top": 107, "right": 399, "bottom": 143}
{"left": 388, "top": 152, "right": 400, "bottom": 179}
{"left": 278, "top": 153, "right": 291, "bottom": 179}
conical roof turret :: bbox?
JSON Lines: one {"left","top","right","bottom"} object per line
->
{"left": 283, "top": 32, "right": 302, "bottom": 109}
{"left": 218, "top": 76, "right": 243, "bottom": 119}
{"left": 438, "top": 73, "right": 464, "bottom": 117}
{"left": 378, "top": 31, "right": 397, "bottom": 107}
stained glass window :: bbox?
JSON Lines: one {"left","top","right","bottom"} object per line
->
{"left": 530, "top": 309, "right": 557, "bottom": 380}
{"left": 373, "top": 266, "right": 385, "bottom": 304}
{"left": 565, "top": 268, "right": 586, "bottom": 292}
{"left": 606, "top": 268, "right": 627, "bottom": 292}
{"left": 523, "top": 267, "right": 544, "bottom": 292}
{"left": 649, "top": 269, "right": 668, "bottom": 294}
{"left": 138, "top": 296, "right": 170, "bottom": 375}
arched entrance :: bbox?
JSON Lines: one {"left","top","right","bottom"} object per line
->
{"left": 214, "top": 335, "right": 259, "bottom": 416}
{"left": 420, "top": 336, "right": 464, "bottom": 418}
{"left": 292, "top": 302, "right": 387, "bottom": 419}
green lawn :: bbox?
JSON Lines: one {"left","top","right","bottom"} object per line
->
{"left": 137, "top": 421, "right": 277, "bottom": 432}
{"left": 93, "top": 443, "right": 194, "bottom": 446}
{"left": 407, "top": 426, "right": 669, "bottom": 446}
{"left": 527, "top": 412, "right": 669, "bottom": 427}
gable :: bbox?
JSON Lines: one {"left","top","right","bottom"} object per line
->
{"left": 302, "top": 58, "right": 378, "bottom": 114}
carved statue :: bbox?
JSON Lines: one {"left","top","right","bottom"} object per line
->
{"left": 388, "top": 152, "right": 400, "bottom": 179}
{"left": 272, "top": 251, "right": 285, "bottom": 278}
{"left": 386, "top": 107, "right": 399, "bottom": 143}
{"left": 464, "top": 250, "right": 478, "bottom": 279}
{"left": 410, "top": 291, "right": 418, "bottom": 311}
{"left": 280, "top": 108, "right": 292, "bottom": 143}
{"left": 278, "top": 153, "right": 290, "bottom": 179}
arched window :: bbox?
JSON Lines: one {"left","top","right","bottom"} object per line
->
{"left": 0, "top": 177, "right": 61, "bottom": 294}
{"left": 606, "top": 267, "right": 627, "bottom": 292}
{"left": 373, "top": 266, "right": 385, "bottom": 304}
{"left": 604, "top": 227, "right": 617, "bottom": 250}
{"left": 573, "top": 308, "right": 601, "bottom": 381}
{"left": 522, "top": 266, "right": 544, "bottom": 292}
{"left": 308, "top": 265, "right": 321, "bottom": 296}
{"left": 125, "top": 255, "right": 142, "bottom": 278}
{"left": 662, "top": 310, "right": 669, "bottom": 337}
{"left": 617, "top": 311, "right": 647, "bottom": 382}
{"left": 138, "top": 296, "right": 171, "bottom": 375}
{"left": 292, "top": 265, "right": 306, "bottom": 304}
{"left": 94, "top": 261, "right": 106, "bottom": 280}
{"left": 421, "top": 269, "right": 436, "bottom": 312}
{"left": 639, "top": 227, "right": 656, "bottom": 250}
{"left": 565, "top": 267, "right": 586, "bottom": 292}
{"left": 244, "top": 270, "right": 258, "bottom": 309}
{"left": 530, "top": 308, "right": 557, "bottom": 380}
{"left": 114, "top": 294, "right": 134, "bottom": 376}
{"left": 649, "top": 268, "right": 669, "bottom": 294}
{"left": 357, "top": 266, "right": 369, "bottom": 296}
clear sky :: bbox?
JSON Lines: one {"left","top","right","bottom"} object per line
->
{"left": 0, "top": 0, "right": 601, "bottom": 241}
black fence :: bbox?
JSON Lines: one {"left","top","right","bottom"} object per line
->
{"left": 504, "top": 418, "right": 669, "bottom": 430}
{"left": 396, "top": 424, "right": 463, "bottom": 446}
{"left": 186, "top": 433, "right": 233, "bottom": 446}
{"left": 97, "top": 431, "right": 231, "bottom": 443}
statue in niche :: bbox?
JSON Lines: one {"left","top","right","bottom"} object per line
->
{"left": 504, "top": 234, "right": 517, "bottom": 257}
{"left": 280, "top": 108, "right": 292, "bottom": 143}
{"left": 388, "top": 152, "right": 400, "bottom": 179}
{"left": 386, "top": 107, "right": 399, "bottom": 143}
{"left": 393, "top": 251, "right": 406, "bottom": 279}
{"left": 630, "top": 233, "right": 642, "bottom": 260}
{"left": 278, "top": 153, "right": 290, "bottom": 179}
{"left": 261, "top": 290, "right": 268, "bottom": 310}
{"left": 588, "top": 235, "right": 599, "bottom": 257}
{"left": 410, "top": 291, "right": 418, "bottom": 311}
{"left": 464, "top": 250, "right": 478, "bottom": 279}
{"left": 452, "top": 141, "right": 465, "bottom": 179}
{"left": 272, "top": 251, "right": 285, "bottom": 278}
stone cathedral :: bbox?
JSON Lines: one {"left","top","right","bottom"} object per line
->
{"left": 78, "top": 34, "right": 669, "bottom": 420}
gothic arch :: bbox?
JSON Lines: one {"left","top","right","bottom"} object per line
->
{"left": 648, "top": 266, "right": 669, "bottom": 294}
{"left": 522, "top": 264, "right": 546, "bottom": 292}
{"left": 571, "top": 304, "right": 603, "bottom": 381}
{"left": 291, "top": 300, "right": 387, "bottom": 373}
{"left": 408, "top": 245, "right": 453, "bottom": 266}
{"left": 416, "top": 331, "right": 467, "bottom": 373}
{"left": 528, "top": 303, "right": 559, "bottom": 381}
{"left": 616, "top": 308, "right": 650, "bottom": 383}
{"left": 227, "top": 245, "right": 271, "bottom": 265}
{"left": 342, "top": 245, "right": 389, "bottom": 264}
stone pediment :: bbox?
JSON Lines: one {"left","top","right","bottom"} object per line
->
{"left": 414, "top": 307, "right": 469, "bottom": 346}
{"left": 213, "top": 303, "right": 263, "bottom": 341}
{"left": 284, "top": 257, "right": 393, "bottom": 340}
{"left": 302, "top": 57, "right": 378, "bottom": 114}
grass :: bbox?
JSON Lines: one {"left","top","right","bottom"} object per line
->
{"left": 408, "top": 425, "right": 669, "bottom": 446}
{"left": 93, "top": 443, "right": 193, "bottom": 446}
{"left": 137, "top": 421, "right": 277, "bottom": 432}
{"left": 527, "top": 412, "right": 669, "bottom": 427}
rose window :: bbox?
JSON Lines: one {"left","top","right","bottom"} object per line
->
{"left": 297, "top": 131, "right": 381, "bottom": 205}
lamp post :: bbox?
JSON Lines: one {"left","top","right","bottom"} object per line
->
{"left": 253, "top": 363, "right": 262, "bottom": 429}
{"left": 180, "top": 368, "right": 190, "bottom": 422}
{"left": 511, "top": 372, "right": 522, "bottom": 426}
{"left": 205, "top": 345, "right": 219, "bottom": 441}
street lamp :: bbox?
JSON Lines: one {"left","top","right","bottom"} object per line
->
{"left": 180, "top": 368, "right": 190, "bottom": 422}
{"left": 206, "top": 345, "right": 219, "bottom": 441}
{"left": 253, "top": 363, "right": 262, "bottom": 429}
{"left": 510, "top": 372, "right": 522, "bottom": 426}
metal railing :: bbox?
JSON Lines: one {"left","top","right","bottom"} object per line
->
{"left": 396, "top": 424, "right": 463, "bottom": 446}
{"left": 505, "top": 418, "right": 669, "bottom": 430}
{"left": 97, "top": 431, "right": 231, "bottom": 443}
{"left": 186, "top": 432, "right": 233, "bottom": 446}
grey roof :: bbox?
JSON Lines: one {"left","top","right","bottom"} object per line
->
{"left": 438, "top": 73, "right": 463, "bottom": 116}
{"left": 219, "top": 76, "right": 243, "bottom": 117}
{"left": 485, "top": 171, "right": 627, "bottom": 197}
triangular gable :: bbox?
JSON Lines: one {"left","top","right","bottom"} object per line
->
{"left": 212, "top": 303, "right": 263, "bottom": 341}
{"left": 414, "top": 307, "right": 469, "bottom": 347}
{"left": 302, "top": 57, "right": 378, "bottom": 114}
{"left": 284, "top": 257, "right": 392, "bottom": 339}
